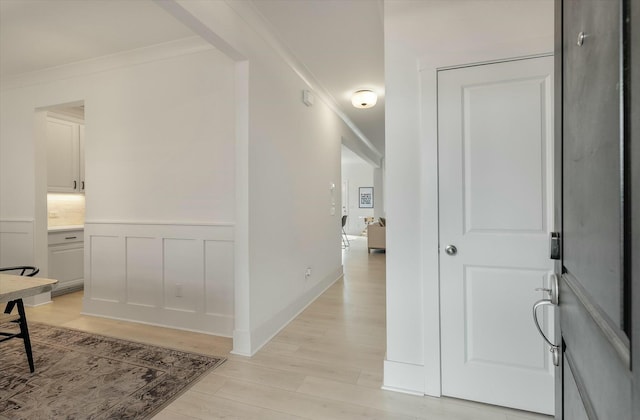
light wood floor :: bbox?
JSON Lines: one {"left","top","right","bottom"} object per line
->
{"left": 26, "top": 236, "right": 550, "bottom": 420}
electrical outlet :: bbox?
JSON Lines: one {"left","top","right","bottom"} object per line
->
{"left": 176, "top": 283, "right": 183, "bottom": 297}
{"left": 305, "top": 267, "right": 312, "bottom": 279}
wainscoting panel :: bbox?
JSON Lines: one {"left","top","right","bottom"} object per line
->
{"left": 205, "top": 240, "right": 234, "bottom": 317}
{"left": 0, "top": 219, "right": 34, "bottom": 267}
{"left": 126, "top": 237, "right": 162, "bottom": 307}
{"left": 84, "top": 222, "right": 234, "bottom": 336}
{"left": 164, "top": 238, "right": 202, "bottom": 313}
{"left": 89, "top": 235, "right": 125, "bottom": 302}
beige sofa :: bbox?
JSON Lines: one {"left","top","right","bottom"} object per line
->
{"left": 367, "top": 221, "right": 386, "bottom": 252}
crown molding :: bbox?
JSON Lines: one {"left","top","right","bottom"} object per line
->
{"left": 0, "top": 36, "right": 212, "bottom": 91}
{"left": 223, "top": 0, "right": 383, "bottom": 162}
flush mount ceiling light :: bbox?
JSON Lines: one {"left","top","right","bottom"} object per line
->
{"left": 351, "top": 90, "right": 377, "bottom": 109}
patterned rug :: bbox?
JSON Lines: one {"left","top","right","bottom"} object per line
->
{"left": 0, "top": 323, "right": 225, "bottom": 419}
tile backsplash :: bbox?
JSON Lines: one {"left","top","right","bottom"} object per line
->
{"left": 48, "top": 194, "right": 85, "bottom": 227}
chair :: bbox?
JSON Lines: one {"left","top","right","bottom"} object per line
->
{"left": 367, "top": 220, "right": 386, "bottom": 252}
{"left": 341, "top": 215, "right": 350, "bottom": 248}
{"left": 0, "top": 266, "right": 40, "bottom": 372}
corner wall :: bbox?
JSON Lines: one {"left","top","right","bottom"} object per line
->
{"left": 165, "top": 0, "right": 353, "bottom": 354}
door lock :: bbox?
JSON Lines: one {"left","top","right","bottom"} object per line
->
{"left": 550, "top": 232, "right": 561, "bottom": 260}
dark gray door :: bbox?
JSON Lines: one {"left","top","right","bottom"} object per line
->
{"left": 556, "top": 0, "right": 637, "bottom": 419}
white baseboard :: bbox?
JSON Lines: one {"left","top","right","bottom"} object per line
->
{"left": 83, "top": 297, "right": 233, "bottom": 336}
{"left": 23, "top": 291, "right": 52, "bottom": 307}
{"left": 383, "top": 359, "right": 426, "bottom": 396}
{"left": 234, "top": 266, "right": 343, "bottom": 356}
{"left": 231, "top": 329, "right": 252, "bottom": 356}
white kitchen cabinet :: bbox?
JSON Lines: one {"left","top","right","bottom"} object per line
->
{"left": 48, "top": 229, "right": 84, "bottom": 295}
{"left": 47, "top": 116, "right": 85, "bottom": 193}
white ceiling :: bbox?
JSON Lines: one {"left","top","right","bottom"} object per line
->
{"left": 0, "top": 0, "right": 195, "bottom": 77}
{"left": 251, "top": 0, "right": 384, "bottom": 154}
{"left": 0, "top": 0, "right": 384, "bottom": 157}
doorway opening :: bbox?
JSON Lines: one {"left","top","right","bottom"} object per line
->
{"left": 40, "top": 101, "right": 85, "bottom": 298}
{"left": 341, "top": 145, "right": 375, "bottom": 237}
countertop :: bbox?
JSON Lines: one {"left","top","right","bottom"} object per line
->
{"left": 48, "top": 225, "right": 84, "bottom": 233}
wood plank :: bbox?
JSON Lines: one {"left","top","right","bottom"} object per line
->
{"left": 24, "top": 239, "right": 551, "bottom": 420}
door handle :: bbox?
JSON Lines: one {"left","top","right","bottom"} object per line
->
{"left": 444, "top": 245, "right": 457, "bottom": 255}
{"left": 532, "top": 273, "right": 560, "bottom": 366}
{"left": 533, "top": 299, "right": 557, "bottom": 348}
{"left": 532, "top": 299, "right": 560, "bottom": 367}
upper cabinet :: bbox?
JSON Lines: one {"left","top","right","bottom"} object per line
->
{"left": 47, "top": 115, "right": 85, "bottom": 193}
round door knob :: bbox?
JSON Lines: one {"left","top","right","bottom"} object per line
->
{"left": 445, "top": 245, "right": 457, "bottom": 256}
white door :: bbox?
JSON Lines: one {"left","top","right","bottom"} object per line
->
{"left": 438, "top": 56, "right": 555, "bottom": 414}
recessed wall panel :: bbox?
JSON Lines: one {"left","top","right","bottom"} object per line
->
{"left": 164, "top": 238, "right": 202, "bottom": 312}
{"left": 90, "top": 235, "right": 124, "bottom": 302}
{"left": 205, "top": 240, "right": 234, "bottom": 317}
{"left": 126, "top": 237, "right": 162, "bottom": 307}
{"left": 0, "top": 232, "right": 32, "bottom": 267}
{"left": 84, "top": 222, "right": 234, "bottom": 336}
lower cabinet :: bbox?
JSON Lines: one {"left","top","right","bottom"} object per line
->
{"left": 48, "top": 229, "right": 84, "bottom": 295}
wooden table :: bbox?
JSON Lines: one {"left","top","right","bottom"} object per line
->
{"left": 0, "top": 273, "right": 57, "bottom": 303}
{"left": 1, "top": 273, "right": 57, "bottom": 373}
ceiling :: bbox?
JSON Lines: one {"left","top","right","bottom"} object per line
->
{"left": 250, "top": 0, "right": 384, "bottom": 155}
{"left": 0, "top": 0, "right": 194, "bottom": 76}
{"left": 341, "top": 145, "right": 369, "bottom": 166}
{"left": 0, "top": 0, "right": 384, "bottom": 158}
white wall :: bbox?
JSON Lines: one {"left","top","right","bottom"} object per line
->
{"left": 0, "top": 40, "right": 238, "bottom": 334}
{"left": 85, "top": 52, "right": 235, "bottom": 223}
{"left": 373, "top": 164, "right": 385, "bottom": 220}
{"left": 1, "top": 0, "right": 353, "bottom": 353}
{"left": 160, "top": 0, "right": 354, "bottom": 355}
{"left": 384, "top": 0, "right": 554, "bottom": 395}
{"left": 342, "top": 159, "right": 375, "bottom": 235}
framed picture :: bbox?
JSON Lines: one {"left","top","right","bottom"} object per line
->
{"left": 359, "top": 187, "right": 374, "bottom": 208}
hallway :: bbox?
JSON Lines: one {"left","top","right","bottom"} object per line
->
{"left": 25, "top": 237, "right": 548, "bottom": 419}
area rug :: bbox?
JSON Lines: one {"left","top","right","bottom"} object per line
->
{"left": 0, "top": 323, "right": 226, "bottom": 419}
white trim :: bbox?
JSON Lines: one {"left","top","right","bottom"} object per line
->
{"left": 224, "top": 0, "right": 383, "bottom": 164}
{"left": 154, "top": 0, "right": 246, "bottom": 62}
{"left": 82, "top": 306, "right": 234, "bottom": 337}
{"left": 45, "top": 112, "right": 84, "bottom": 125}
{"left": 23, "top": 292, "right": 53, "bottom": 307}
{"left": 85, "top": 220, "right": 235, "bottom": 227}
{"left": 235, "top": 267, "right": 344, "bottom": 356}
{"left": 231, "top": 60, "right": 251, "bottom": 357}
{"left": 0, "top": 218, "right": 35, "bottom": 223}
{"left": 1, "top": 37, "right": 213, "bottom": 91}
{"left": 382, "top": 359, "right": 425, "bottom": 395}
{"left": 231, "top": 328, "right": 252, "bottom": 357}
{"left": 421, "top": 52, "right": 554, "bottom": 72}
{"left": 79, "top": 309, "right": 233, "bottom": 338}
